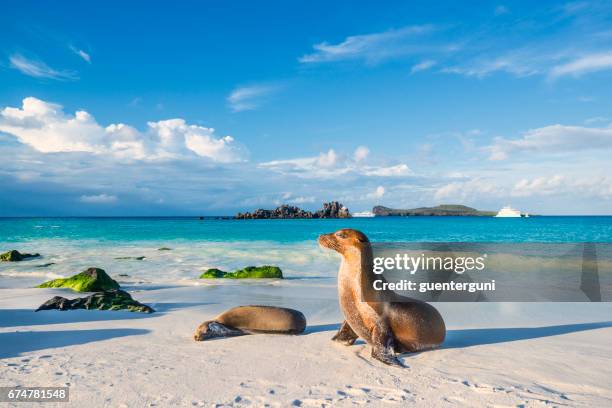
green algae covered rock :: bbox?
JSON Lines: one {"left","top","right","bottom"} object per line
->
{"left": 37, "top": 267, "right": 120, "bottom": 292}
{"left": 1, "top": 250, "right": 40, "bottom": 262}
{"left": 36, "top": 289, "right": 154, "bottom": 313}
{"left": 158, "top": 247, "right": 172, "bottom": 251}
{"left": 200, "top": 268, "right": 227, "bottom": 278}
{"left": 199, "top": 265, "right": 283, "bottom": 279}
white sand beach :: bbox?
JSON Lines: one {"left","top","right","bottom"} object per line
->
{"left": 2, "top": 281, "right": 612, "bottom": 407}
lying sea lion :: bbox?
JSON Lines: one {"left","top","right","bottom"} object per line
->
{"left": 194, "top": 305, "right": 307, "bottom": 341}
{"left": 319, "top": 228, "right": 446, "bottom": 366}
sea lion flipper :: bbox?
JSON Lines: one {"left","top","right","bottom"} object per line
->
{"left": 331, "top": 321, "right": 359, "bottom": 345}
{"left": 371, "top": 319, "right": 405, "bottom": 367}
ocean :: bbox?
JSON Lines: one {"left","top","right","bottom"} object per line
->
{"left": 1, "top": 216, "right": 611, "bottom": 289}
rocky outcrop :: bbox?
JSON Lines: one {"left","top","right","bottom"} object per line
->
{"left": 236, "top": 201, "right": 350, "bottom": 219}
{"left": 37, "top": 267, "right": 120, "bottom": 292}
{"left": 317, "top": 201, "right": 350, "bottom": 218}
{"left": 1, "top": 250, "right": 40, "bottom": 262}
{"left": 372, "top": 204, "right": 496, "bottom": 217}
{"left": 36, "top": 289, "right": 154, "bottom": 313}
{"left": 200, "top": 265, "right": 283, "bottom": 279}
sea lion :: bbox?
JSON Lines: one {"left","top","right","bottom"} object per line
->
{"left": 194, "top": 305, "right": 307, "bottom": 341}
{"left": 319, "top": 228, "right": 446, "bottom": 366}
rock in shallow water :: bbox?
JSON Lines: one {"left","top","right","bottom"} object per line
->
{"left": 0, "top": 250, "right": 40, "bottom": 262}
{"left": 37, "top": 267, "right": 120, "bottom": 292}
{"left": 36, "top": 289, "right": 155, "bottom": 313}
{"left": 199, "top": 265, "right": 283, "bottom": 279}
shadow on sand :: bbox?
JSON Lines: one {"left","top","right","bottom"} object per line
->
{"left": 304, "top": 323, "right": 341, "bottom": 334}
{"left": 148, "top": 302, "right": 216, "bottom": 312}
{"left": 0, "top": 328, "right": 149, "bottom": 359}
{"left": 444, "top": 321, "right": 612, "bottom": 348}
{"left": 303, "top": 321, "right": 612, "bottom": 348}
{"left": 0, "top": 309, "right": 155, "bottom": 328}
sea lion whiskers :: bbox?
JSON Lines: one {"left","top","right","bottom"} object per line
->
{"left": 318, "top": 229, "right": 368, "bottom": 256}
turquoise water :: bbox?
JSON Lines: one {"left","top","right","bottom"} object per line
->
{"left": 1, "top": 216, "right": 612, "bottom": 243}
{"left": 1, "top": 216, "right": 611, "bottom": 288}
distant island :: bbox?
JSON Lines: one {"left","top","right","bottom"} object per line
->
{"left": 236, "top": 201, "right": 351, "bottom": 219}
{"left": 372, "top": 204, "right": 496, "bottom": 217}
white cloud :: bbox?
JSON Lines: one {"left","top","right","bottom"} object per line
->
{"left": 361, "top": 164, "right": 411, "bottom": 177}
{"left": 259, "top": 149, "right": 340, "bottom": 176}
{"left": 9, "top": 54, "right": 77, "bottom": 80}
{"left": 486, "top": 124, "right": 612, "bottom": 160}
{"left": 286, "top": 195, "right": 316, "bottom": 205}
{"left": 494, "top": 5, "right": 509, "bottom": 15}
{"left": 79, "top": 193, "right": 117, "bottom": 203}
{"left": 584, "top": 116, "right": 609, "bottom": 125}
{"left": 434, "top": 179, "right": 500, "bottom": 202}
{"left": 410, "top": 60, "right": 436, "bottom": 74}
{"left": 441, "top": 52, "right": 541, "bottom": 78}
{"left": 367, "top": 186, "right": 385, "bottom": 199}
{"left": 511, "top": 175, "right": 565, "bottom": 197}
{"left": 512, "top": 175, "right": 612, "bottom": 199}
{"left": 550, "top": 52, "right": 612, "bottom": 79}
{"left": 0, "top": 97, "right": 247, "bottom": 163}
{"left": 227, "top": 85, "right": 277, "bottom": 112}
{"left": 259, "top": 148, "right": 410, "bottom": 179}
{"left": 70, "top": 46, "right": 91, "bottom": 63}
{"left": 299, "top": 25, "right": 436, "bottom": 64}
{"left": 353, "top": 146, "right": 370, "bottom": 162}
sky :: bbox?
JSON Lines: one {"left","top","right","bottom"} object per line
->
{"left": 1, "top": 0, "right": 612, "bottom": 215}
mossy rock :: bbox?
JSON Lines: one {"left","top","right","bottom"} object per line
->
{"left": 1, "top": 250, "right": 40, "bottom": 262}
{"left": 199, "top": 265, "right": 283, "bottom": 279}
{"left": 200, "top": 268, "right": 228, "bottom": 278}
{"left": 37, "top": 267, "right": 120, "bottom": 292}
{"left": 158, "top": 247, "right": 172, "bottom": 251}
{"left": 36, "top": 289, "right": 154, "bottom": 313}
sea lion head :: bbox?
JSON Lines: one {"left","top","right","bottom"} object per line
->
{"left": 193, "top": 320, "right": 244, "bottom": 341}
{"left": 318, "top": 228, "right": 369, "bottom": 256}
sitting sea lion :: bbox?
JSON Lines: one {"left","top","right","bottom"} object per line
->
{"left": 194, "top": 305, "right": 306, "bottom": 341}
{"left": 319, "top": 228, "right": 446, "bottom": 366}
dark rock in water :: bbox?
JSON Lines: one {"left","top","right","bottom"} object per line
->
{"left": 317, "top": 201, "right": 350, "bottom": 218}
{"left": 236, "top": 201, "right": 350, "bottom": 219}
{"left": 200, "top": 265, "right": 283, "bottom": 279}
{"left": 37, "top": 267, "right": 120, "bottom": 292}
{"left": 117, "top": 274, "right": 130, "bottom": 277}
{"left": 36, "top": 290, "right": 154, "bottom": 313}
{"left": 200, "top": 268, "right": 227, "bottom": 278}
{"left": 1, "top": 250, "right": 40, "bottom": 262}
{"left": 114, "top": 256, "right": 146, "bottom": 260}
{"left": 372, "top": 204, "right": 496, "bottom": 217}
{"left": 36, "top": 263, "right": 56, "bottom": 268}
{"left": 158, "top": 247, "right": 172, "bottom": 251}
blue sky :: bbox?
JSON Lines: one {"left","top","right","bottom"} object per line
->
{"left": 1, "top": 0, "right": 612, "bottom": 215}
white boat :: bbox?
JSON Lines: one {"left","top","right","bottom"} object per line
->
{"left": 495, "top": 206, "right": 522, "bottom": 218}
{"left": 352, "top": 211, "right": 376, "bottom": 218}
